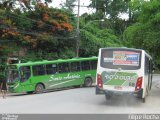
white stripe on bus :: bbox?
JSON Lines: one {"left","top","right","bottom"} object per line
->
{"left": 14, "top": 83, "right": 19, "bottom": 89}
{"left": 50, "top": 79, "right": 76, "bottom": 87}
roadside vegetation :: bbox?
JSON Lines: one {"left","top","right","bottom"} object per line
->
{"left": 1, "top": 0, "right": 160, "bottom": 76}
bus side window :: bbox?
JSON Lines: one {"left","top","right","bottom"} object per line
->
{"left": 33, "top": 65, "right": 45, "bottom": 76}
{"left": 70, "top": 62, "right": 80, "bottom": 72}
{"left": 20, "top": 66, "right": 31, "bottom": 82}
{"left": 58, "top": 63, "right": 70, "bottom": 73}
{"left": 90, "top": 60, "right": 97, "bottom": 70}
{"left": 46, "top": 64, "right": 57, "bottom": 74}
{"left": 145, "top": 56, "right": 149, "bottom": 74}
{"left": 81, "top": 61, "right": 90, "bottom": 70}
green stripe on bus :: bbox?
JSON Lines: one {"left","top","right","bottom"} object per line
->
{"left": 104, "top": 79, "right": 125, "bottom": 85}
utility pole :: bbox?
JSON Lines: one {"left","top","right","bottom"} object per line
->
{"left": 76, "top": 0, "right": 80, "bottom": 58}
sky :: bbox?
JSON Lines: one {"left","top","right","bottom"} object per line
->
{"left": 49, "top": 0, "right": 128, "bottom": 20}
{"left": 49, "top": 0, "right": 95, "bottom": 15}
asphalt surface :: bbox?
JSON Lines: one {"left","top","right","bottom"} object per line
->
{"left": 0, "top": 74, "right": 160, "bottom": 114}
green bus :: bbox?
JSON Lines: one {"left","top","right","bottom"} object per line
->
{"left": 6, "top": 57, "right": 97, "bottom": 94}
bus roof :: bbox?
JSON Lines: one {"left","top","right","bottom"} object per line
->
{"left": 100, "top": 47, "right": 144, "bottom": 51}
{"left": 9, "top": 57, "right": 97, "bottom": 67}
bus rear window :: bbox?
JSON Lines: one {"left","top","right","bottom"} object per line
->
{"left": 101, "top": 49, "right": 141, "bottom": 70}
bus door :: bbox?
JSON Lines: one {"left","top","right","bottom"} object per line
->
{"left": 19, "top": 66, "right": 32, "bottom": 92}
{"left": 148, "top": 59, "right": 153, "bottom": 90}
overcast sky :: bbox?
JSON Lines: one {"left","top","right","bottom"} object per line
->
{"left": 49, "top": 0, "right": 128, "bottom": 20}
{"left": 49, "top": 0, "right": 95, "bottom": 15}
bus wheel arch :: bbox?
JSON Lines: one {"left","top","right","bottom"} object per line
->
{"left": 84, "top": 77, "right": 93, "bottom": 87}
{"left": 35, "top": 83, "right": 45, "bottom": 93}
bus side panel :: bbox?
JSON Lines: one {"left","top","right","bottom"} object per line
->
{"left": 30, "top": 69, "right": 96, "bottom": 90}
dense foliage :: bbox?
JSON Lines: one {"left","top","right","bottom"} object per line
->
{"left": 79, "top": 15, "right": 123, "bottom": 57}
{"left": 0, "top": 2, "right": 75, "bottom": 59}
{"left": 124, "top": 0, "right": 160, "bottom": 69}
{"left": 0, "top": 0, "right": 76, "bottom": 76}
{"left": 1, "top": 0, "right": 160, "bottom": 76}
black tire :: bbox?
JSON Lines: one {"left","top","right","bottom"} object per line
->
{"left": 105, "top": 94, "right": 111, "bottom": 100}
{"left": 84, "top": 77, "right": 93, "bottom": 87}
{"left": 35, "top": 84, "right": 44, "bottom": 93}
{"left": 142, "top": 97, "right": 145, "bottom": 103}
{"left": 27, "top": 91, "right": 34, "bottom": 94}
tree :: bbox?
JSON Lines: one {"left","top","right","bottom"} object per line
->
{"left": 79, "top": 16, "right": 123, "bottom": 57}
{"left": 90, "top": 0, "right": 129, "bottom": 20}
{"left": 124, "top": 0, "right": 160, "bottom": 69}
{"left": 65, "top": 0, "right": 77, "bottom": 11}
{"left": 0, "top": 2, "right": 76, "bottom": 61}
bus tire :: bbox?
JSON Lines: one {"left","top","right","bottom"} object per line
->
{"left": 105, "top": 94, "right": 111, "bottom": 100}
{"left": 35, "top": 83, "right": 44, "bottom": 93}
{"left": 142, "top": 97, "right": 145, "bottom": 103}
{"left": 84, "top": 77, "right": 93, "bottom": 87}
{"left": 27, "top": 91, "right": 34, "bottom": 94}
{"left": 142, "top": 87, "right": 147, "bottom": 103}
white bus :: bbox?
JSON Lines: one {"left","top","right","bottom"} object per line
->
{"left": 96, "top": 47, "right": 153, "bottom": 103}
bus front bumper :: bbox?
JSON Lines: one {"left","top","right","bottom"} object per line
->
{"left": 96, "top": 86, "right": 143, "bottom": 98}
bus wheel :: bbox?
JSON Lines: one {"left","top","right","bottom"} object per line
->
{"left": 142, "top": 97, "right": 145, "bottom": 103}
{"left": 35, "top": 84, "right": 44, "bottom": 93}
{"left": 27, "top": 91, "right": 34, "bottom": 94}
{"left": 142, "top": 87, "right": 148, "bottom": 103}
{"left": 105, "top": 94, "right": 111, "bottom": 100}
{"left": 84, "top": 78, "right": 93, "bottom": 87}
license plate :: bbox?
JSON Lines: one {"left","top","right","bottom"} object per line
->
{"left": 114, "top": 86, "right": 122, "bottom": 90}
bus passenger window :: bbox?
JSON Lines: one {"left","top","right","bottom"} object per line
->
{"left": 58, "top": 63, "right": 70, "bottom": 73}
{"left": 33, "top": 65, "right": 45, "bottom": 76}
{"left": 90, "top": 60, "right": 97, "bottom": 70}
{"left": 46, "top": 64, "right": 57, "bottom": 74}
{"left": 145, "top": 56, "right": 149, "bottom": 74}
{"left": 70, "top": 62, "right": 80, "bottom": 72}
{"left": 81, "top": 61, "right": 90, "bottom": 70}
{"left": 20, "top": 66, "right": 31, "bottom": 82}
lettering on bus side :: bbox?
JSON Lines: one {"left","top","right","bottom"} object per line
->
{"left": 49, "top": 73, "right": 81, "bottom": 81}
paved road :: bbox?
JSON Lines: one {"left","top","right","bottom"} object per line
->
{"left": 0, "top": 74, "right": 160, "bottom": 114}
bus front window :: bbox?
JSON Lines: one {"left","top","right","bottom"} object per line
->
{"left": 7, "top": 70, "right": 19, "bottom": 83}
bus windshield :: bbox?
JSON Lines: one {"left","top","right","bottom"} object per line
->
{"left": 6, "top": 69, "right": 19, "bottom": 83}
{"left": 101, "top": 49, "right": 141, "bottom": 70}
